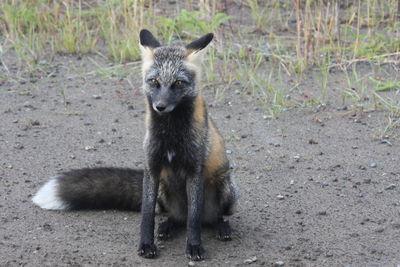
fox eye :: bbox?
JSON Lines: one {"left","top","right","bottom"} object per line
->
{"left": 174, "top": 80, "right": 184, "bottom": 86}
{"left": 148, "top": 78, "right": 159, "bottom": 87}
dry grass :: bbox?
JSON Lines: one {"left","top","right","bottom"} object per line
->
{"left": 0, "top": 0, "right": 399, "bottom": 121}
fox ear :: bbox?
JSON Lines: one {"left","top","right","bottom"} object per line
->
{"left": 186, "top": 33, "right": 214, "bottom": 51}
{"left": 139, "top": 29, "right": 160, "bottom": 69}
{"left": 185, "top": 33, "right": 213, "bottom": 62}
{"left": 139, "top": 29, "right": 161, "bottom": 49}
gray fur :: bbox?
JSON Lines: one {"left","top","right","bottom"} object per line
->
{"left": 143, "top": 47, "right": 197, "bottom": 97}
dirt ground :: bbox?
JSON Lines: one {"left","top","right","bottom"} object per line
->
{"left": 1, "top": 52, "right": 400, "bottom": 267}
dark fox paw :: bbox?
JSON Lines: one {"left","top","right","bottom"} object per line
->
{"left": 217, "top": 219, "right": 232, "bottom": 241}
{"left": 186, "top": 244, "right": 205, "bottom": 261}
{"left": 157, "top": 219, "right": 177, "bottom": 240}
{"left": 138, "top": 243, "right": 157, "bottom": 258}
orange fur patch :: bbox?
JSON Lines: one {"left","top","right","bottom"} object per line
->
{"left": 204, "top": 119, "right": 226, "bottom": 180}
{"left": 193, "top": 93, "right": 206, "bottom": 125}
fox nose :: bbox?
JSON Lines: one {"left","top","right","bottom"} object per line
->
{"left": 155, "top": 103, "right": 166, "bottom": 112}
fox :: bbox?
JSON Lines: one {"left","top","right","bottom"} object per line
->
{"left": 32, "top": 29, "right": 239, "bottom": 261}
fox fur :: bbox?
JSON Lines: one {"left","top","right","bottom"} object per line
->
{"left": 32, "top": 29, "right": 239, "bottom": 261}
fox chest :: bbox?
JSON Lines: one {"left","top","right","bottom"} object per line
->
{"left": 146, "top": 130, "right": 203, "bottom": 172}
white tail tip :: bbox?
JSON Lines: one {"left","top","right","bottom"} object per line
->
{"left": 32, "top": 177, "right": 69, "bottom": 210}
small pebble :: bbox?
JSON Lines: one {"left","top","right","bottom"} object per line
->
{"left": 391, "top": 223, "right": 400, "bottom": 229}
{"left": 243, "top": 256, "right": 257, "bottom": 264}
{"left": 23, "top": 101, "right": 31, "bottom": 107}
{"left": 12, "top": 120, "right": 18, "bottom": 123}
{"left": 84, "top": 146, "right": 95, "bottom": 151}
{"left": 188, "top": 261, "right": 195, "bottom": 266}
{"left": 92, "top": 95, "right": 102, "bottom": 99}
{"left": 336, "top": 106, "right": 348, "bottom": 111}
{"left": 277, "top": 194, "right": 284, "bottom": 200}
{"left": 380, "top": 139, "right": 392, "bottom": 146}
{"left": 226, "top": 150, "right": 232, "bottom": 154}
{"left": 370, "top": 162, "right": 377, "bottom": 168}
{"left": 308, "top": 139, "right": 318, "bottom": 144}
{"left": 229, "top": 163, "right": 238, "bottom": 169}
{"left": 385, "top": 184, "right": 396, "bottom": 190}
{"left": 275, "top": 261, "right": 285, "bottom": 266}
{"left": 14, "top": 143, "right": 24, "bottom": 150}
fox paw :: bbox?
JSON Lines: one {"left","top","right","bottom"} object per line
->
{"left": 138, "top": 243, "right": 157, "bottom": 258}
{"left": 186, "top": 244, "right": 205, "bottom": 261}
{"left": 217, "top": 220, "right": 232, "bottom": 241}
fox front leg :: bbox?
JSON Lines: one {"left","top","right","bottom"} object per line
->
{"left": 186, "top": 174, "right": 205, "bottom": 260}
{"left": 138, "top": 169, "right": 159, "bottom": 258}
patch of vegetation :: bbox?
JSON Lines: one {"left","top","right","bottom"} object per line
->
{"left": 1, "top": 0, "right": 399, "bottom": 120}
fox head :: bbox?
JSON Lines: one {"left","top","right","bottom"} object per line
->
{"left": 139, "top": 29, "right": 213, "bottom": 114}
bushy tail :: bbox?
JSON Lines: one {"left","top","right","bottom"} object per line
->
{"left": 32, "top": 168, "right": 143, "bottom": 211}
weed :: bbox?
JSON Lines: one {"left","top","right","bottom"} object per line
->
{"left": 370, "top": 77, "right": 400, "bottom": 92}
{"left": 341, "top": 64, "right": 368, "bottom": 105}
{"left": 373, "top": 93, "right": 400, "bottom": 115}
{"left": 175, "top": 9, "right": 232, "bottom": 37}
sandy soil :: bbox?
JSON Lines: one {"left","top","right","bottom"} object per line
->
{"left": 1, "top": 53, "right": 400, "bottom": 267}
